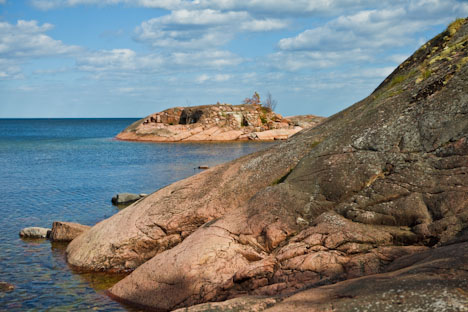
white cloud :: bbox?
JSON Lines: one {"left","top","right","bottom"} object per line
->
{"left": 135, "top": 9, "right": 288, "bottom": 49}
{"left": 190, "top": 0, "right": 379, "bottom": 15}
{"left": 195, "top": 73, "right": 232, "bottom": 84}
{"left": 29, "top": 0, "right": 389, "bottom": 15}
{"left": 75, "top": 48, "right": 242, "bottom": 79}
{"left": 77, "top": 49, "right": 164, "bottom": 72}
{"left": 0, "top": 59, "right": 22, "bottom": 79}
{"left": 0, "top": 0, "right": 6, "bottom": 4}
{"left": 196, "top": 73, "right": 210, "bottom": 83}
{"left": 268, "top": 49, "right": 373, "bottom": 71}
{"left": 239, "top": 18, "right": 288, "bottom": 31}
{"left": 279, "top": 0, "right": 468, "bottom": 52}
{"left": 272, "top": 0, "right": 468, "bottom": 71}
{"left": 0, "top": 20, "right": 80, "bottom": 78}
{"left": 278, "top": 8, "right": 419, "bottom": 51}
{"left": 171, "top": 50, "right": 243, "bottom": 68}
{"left": 214, "top": 74, "right": 231, "bottom": 81}
{"left": 30, "top": 0, "right": 184, "bottom": 10}
{"left": 135, "top": 9, "right": 242, "bottom": 49}
{"left": 32, "top": 67, "right": 71, "bottom": 75}
{"left": 0, "top": 20, "right": 80, "bottom": 57}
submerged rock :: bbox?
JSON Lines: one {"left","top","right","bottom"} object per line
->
{"left": 0, "top": 282, "right": 14, "bottom": 292}
{"left": 111, "top": 193, "right": 145, "bottom": 205}
{"left": 19, "top": 227, "right": 51, "bottom": 239}
{"left": 68, "top": 18, "right": 468, "bottom": 311}
{"left": 50, "top": 221, "right": 91, "bottom": 242}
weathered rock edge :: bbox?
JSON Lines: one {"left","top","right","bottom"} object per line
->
{"left": 71, "top": 18, "right": 468, "bottom": 311}
{"left": 115, "top": 104, "right": 325, "bottom": 142}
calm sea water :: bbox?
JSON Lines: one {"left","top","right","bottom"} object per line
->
{"left": 0, "top": 119, "right": 275, "bottom": 311}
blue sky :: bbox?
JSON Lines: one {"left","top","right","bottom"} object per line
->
{"left": 1, "top": 0, "right": 467, "bottom": 118}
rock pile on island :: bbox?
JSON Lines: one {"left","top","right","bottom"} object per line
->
{"left": 116, "top": 104, "right": 324, "bottom": 142}
{"left": 67, "top": 18, "right": 468, "bottom": 311}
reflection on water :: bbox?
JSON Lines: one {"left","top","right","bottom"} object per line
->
{"left": 50, "top": 242, "right": 128, "bottom": 292}
{"left": 0, "top": 119, "right": 276, "bottom": 311}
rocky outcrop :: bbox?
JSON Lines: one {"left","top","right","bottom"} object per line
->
{"left": 111, "top": 193, "right": 146, "bottom": 206}
{"left": 69, "top": 18, "right": 468, "bottom": 311}
{"left": 116, "top": 104, "right": 324, "bottom": 142}
{"left": 50, "top": 221, "right": 91, "bottom": 242}
{"left": 19, "top": 227, "right": 51, "bottom": 239}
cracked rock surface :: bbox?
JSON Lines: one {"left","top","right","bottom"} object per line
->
{"left": 68, "top": 18, "right": 468, "bottom": 311}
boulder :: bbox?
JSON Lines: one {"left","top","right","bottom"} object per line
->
{"left": 19, "top": 227, "right": 51, "bottom": 239}
{"left": 50, "top": 221, "right": 91, "bottom": 242}
{"left": 111, "top": 193, "right": 145, "bottom": 205}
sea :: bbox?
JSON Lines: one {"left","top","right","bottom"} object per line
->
{"left": 0, "top": 118, "right": 275, "bottom": 311}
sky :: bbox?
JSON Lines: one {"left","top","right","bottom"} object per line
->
{"left": 0, "top": 1, "right": 467, "bottom": 118}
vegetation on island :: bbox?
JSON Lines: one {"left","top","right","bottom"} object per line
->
{"left": 242, "top": 91, "right": 278, "bottom": 112}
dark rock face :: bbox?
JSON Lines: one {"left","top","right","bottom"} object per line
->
{"left": 111, "top": 193, "right": 145, "bottom": 205}
{"left": 69, "top": 18, "right": 468, "bottom": 311}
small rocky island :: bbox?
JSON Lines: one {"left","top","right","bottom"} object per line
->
{"left": 116, "top": 103, "right": 324, "bottom": 142}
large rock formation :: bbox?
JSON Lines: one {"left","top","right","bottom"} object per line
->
{"left": 115, "top": 103, "right": 324, "bottom": 142}
{"left": 68, "top": 18, "right": 468, "bottom": 311}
